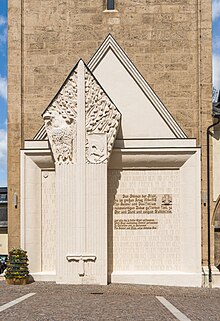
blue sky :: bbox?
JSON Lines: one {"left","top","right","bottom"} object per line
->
{"left": 0, "top": 2, "right": 220, "bottom": 186}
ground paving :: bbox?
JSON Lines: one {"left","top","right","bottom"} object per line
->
{"left": 0, "top": 281, "right": 220, "bottom": 321}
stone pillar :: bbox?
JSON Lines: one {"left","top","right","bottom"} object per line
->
{"left": 43, "top": 60, "right": 120, "bottom": 284}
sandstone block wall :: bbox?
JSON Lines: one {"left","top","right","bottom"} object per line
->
{"left": 8, "top": 0, "right": 212, "bottom": 263}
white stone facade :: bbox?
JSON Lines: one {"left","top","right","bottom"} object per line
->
{"left": 20, "top": 36, "right": 201, "bottom": 286}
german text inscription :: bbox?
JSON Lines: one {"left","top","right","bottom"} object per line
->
{"left": 113, "top": 194, "right": 172, "bottom": 215}
{"left": 114, "top": 219, "right": 158, "bottom": 230}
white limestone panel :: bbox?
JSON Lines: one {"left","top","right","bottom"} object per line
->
{"left": 85, "top": 164, "right": 107, "bottom": 285}
{"left": 179, "top": 151, "right": 201, "bottom": 273}
{"left": 114, "top": 139, "right": 196, "bottom": 148}
{"left": 41, "top": 171, "right": 56, "bottom": 272}
{"left": 93, "top": 49, "right": 175, "bottom": 139}
{"left": 56, "top": 164, "right": 78, "bottom": 283}
{"left": 108, "top": 169, "right": 180, "bottom": 273}
{"left": 56, "top": 163, "right": 108, "bottom": 285}
{"left": 20, "top": 153, "right": 42, "bottom": 273}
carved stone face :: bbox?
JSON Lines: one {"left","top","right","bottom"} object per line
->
{"left": 89, "top": 139, "right": 104, "bottom": 161}
{"left": 87, "top": 134, "right": 107, "bottom": 164}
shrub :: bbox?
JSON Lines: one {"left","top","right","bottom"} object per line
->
{"left": 5, "top": 248, "right": 29, "bottom": 280}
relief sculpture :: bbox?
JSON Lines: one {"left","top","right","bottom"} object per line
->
{"left": 87, "top": 134, "right": 107, "bottom": 164}
{"left": 43, "top": 65, "right": 120, "bottom": 164}
{"left": 43, "top": 71, "right": 77, "bottom": 164}
{"left": 85, "top": 68, "right": 121, "bottom": 163}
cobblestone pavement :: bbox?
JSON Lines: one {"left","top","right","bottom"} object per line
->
{"left": 0, "top": 281, "right": 220, "bottom": 321}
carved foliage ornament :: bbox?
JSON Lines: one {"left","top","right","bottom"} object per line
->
{"left": 85, "top": 68, "right": 121, "bottom": 164}
{"left": 42, "top": 63, "right": 120, "bottom": 165}
{"left": 43, "top": 70, "right": 77, "bottom": 164}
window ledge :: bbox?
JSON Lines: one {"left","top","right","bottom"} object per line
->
{"left": 103, "top": 9, "right": 118, "bottom": 13}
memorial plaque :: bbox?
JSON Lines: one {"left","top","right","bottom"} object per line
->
{"left": 113, "top": 194, "right": 172, "bottom": 215}
{"left": 108, "top": 169, "right": 180, "bottom": 272}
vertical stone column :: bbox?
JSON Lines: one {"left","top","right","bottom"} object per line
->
{"left": 43, "top": 60, "right": 120, "bottom": 284}
{"left": 43, "top": 65, "right": 79, "bottom": 283}
{"left": 56, "top": 163, "right": 78, "bottom": 283}
{"left": 85, "top": 162, "right": 107, "bottom": 284}
{"left": 56, "top": 61, "right": 88, "bottom": 284}
{"left": 75, "top": 61, "right": 86, "bottom": 258}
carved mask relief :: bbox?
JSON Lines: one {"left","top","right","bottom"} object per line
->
{"left": 87, "top": 133, "right": 107, "bottom": 164}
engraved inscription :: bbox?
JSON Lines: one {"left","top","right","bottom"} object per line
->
{"left": 114, "top": 219, "right": 158, "bottom": 230}
{"left": 113, "top": 194, "right": 172, "bottom": 214}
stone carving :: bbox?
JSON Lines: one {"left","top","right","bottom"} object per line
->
{"left": 162, "top": 194, "right": 172, "bottom": 205}
{"left": 87, "top": 133, "right": 107, "bottom": 164}
{"left": 42, "top": 64, "right": 120, "bottom": 164}
{"left": 66, "top": 255, "right": 96, "bottom": 277}
{"left": 43, "top": 70, "right": 77, "bottom": 164}
{"left": 85, "top": 68, "right": 121, "bottom": 163}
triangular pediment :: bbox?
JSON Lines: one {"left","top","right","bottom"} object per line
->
{"left": 88, "top": 34, "right": 187, "bottom": 139}
{"left": 34, "top": 35, "right": 187, "bottom": 141}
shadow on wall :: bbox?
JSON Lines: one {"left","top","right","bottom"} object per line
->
{"left": 107, "top": 164, "right": 122, "bottom": 283}
{"left": 214, "top": 196, "right": 220, "bottom": 270}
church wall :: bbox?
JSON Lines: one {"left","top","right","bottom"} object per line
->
{"left": 8, "top": 0, "right": 212, "bottom": 265}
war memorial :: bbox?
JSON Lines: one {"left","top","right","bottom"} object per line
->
{"left": 8, "top": 0, "right": 220, "bottom": 287}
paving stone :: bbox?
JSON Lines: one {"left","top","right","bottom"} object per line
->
{"left": 0, "top": 281, "right": 220, "bottom": 320}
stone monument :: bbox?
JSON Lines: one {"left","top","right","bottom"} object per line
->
{"left": 20, "top": 36, "right": 201, "bottom": 286}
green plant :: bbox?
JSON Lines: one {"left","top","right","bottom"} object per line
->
{"left": 5, "top": 248, "right": 29, "bottom": 280}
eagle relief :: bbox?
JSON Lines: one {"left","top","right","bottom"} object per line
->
{"left": 43, "top": 109, "right": 75, "bottom": 164}
{"left": 43, "top": 71, "right": 77, "bottom": 164}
